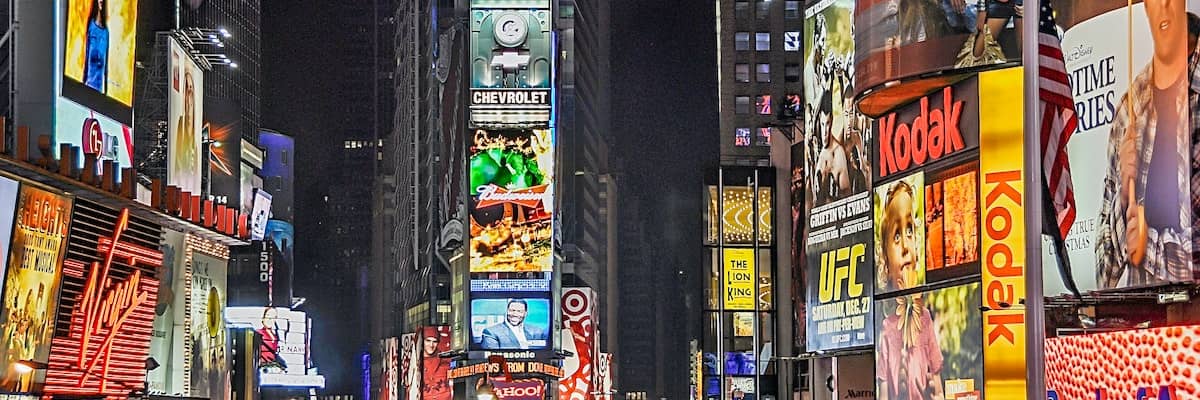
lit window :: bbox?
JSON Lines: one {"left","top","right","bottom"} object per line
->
{"left": 735, "top": 128, "right": 752, "bottom": 147}
{"left": 344, "top": 141, "right": 352, "bottom": 149}
{"left": 784, "top": 31, "right": 801, "bottom": 51}
{"left": 735, "top": 32, "right": 751, "bottom": 51}
{"left": 735, "top": 64, "right": 750, "bottom": 83}
{"left": 786, "top": 94, "right": 802, "bottom": 115}
{"left": 755, "top": 32, "right": 770, "bottom": 51}
{"left": 757, "top": 95, "right": 772, "bottom": 115}
{"left": 785, "top": 63, "right": 801, "bottom": 82}
{"left": 785, "top": 1, "right": 800, "bottom": 19}
{"left": 756, "top": 63, "right": 770, "bottom": 82}
{"left": 735, "top": 96, "right": 751, "bottom": 114}
{"left": 756, "top": 127, "right": 772, "bottom": 146}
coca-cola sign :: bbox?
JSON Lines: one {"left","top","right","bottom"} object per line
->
{"left": 492, "top": 379, "right": 545, "bottom": 400}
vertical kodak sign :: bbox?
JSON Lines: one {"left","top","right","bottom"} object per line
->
{"left": 723, "top": 248, "right": 755, "bottom": 310}
{"left": 978, "top": 67, "right": 1026, "bottom": 397}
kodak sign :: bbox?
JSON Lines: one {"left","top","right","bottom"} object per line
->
{"left": 978, "top": 67, "right": 1026, "bottom": 398}
{"left": 875, "top": 77, "right": 980, "bottom": 179}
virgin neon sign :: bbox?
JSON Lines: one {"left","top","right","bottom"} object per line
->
{"left": 45, "top": 208, "right": 162, "bottom": 396}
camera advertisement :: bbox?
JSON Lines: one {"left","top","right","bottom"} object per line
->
{"left": 469, "top": 0, "right": 553, "bottom": 125}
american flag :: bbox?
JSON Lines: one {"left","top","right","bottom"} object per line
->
{"left": 1038, "top": 0, "right": 1078, "bottom": 238}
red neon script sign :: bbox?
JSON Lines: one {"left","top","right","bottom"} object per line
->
{"left": 65, "top": 208, "right": 163, "bottom": 391}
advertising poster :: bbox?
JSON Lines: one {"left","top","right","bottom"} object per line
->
{"left": 560, "top": 289, "right": 596, "bottom": 400}
{"left": 803, "top": 0, "right": 876, "bottom": 354}
{"left": 419, "top": 326, "right": 452, "bottom": 400}
{"left": 873, "top": 172, "right": 926, "bottom": 294}
{"left": 468, "top": 0, "right": 553, "bottom": 124}
{"left": 55, "top": 98, "right": 134, "bottom": 172}
{"left": 147, "top": 230, "right": 187, "bottom": 395}
{"left": 470, "top": 298, "right": 551, "bottom": 350}
{"left": 62, "top": 0, "right": 137, "bottom": 107}
{"left": 189, "top": 252, "right": 228, "bottom": 399}
{"left": 924, "top": 163, "right": 980, "bottom": 281}
{"left": 224, "top": 307, "right": 306, "bottom": 378}
{"left": 240, "top": 163, "right": 256, "bottom": 215}
{"left": 399, "top": 333, "right": 418, "bottom": 400}
{"left": 853, "top": 0, "right": 1020, "bottom": 110}
{"left": 168, "top": 37, "right": 205, "bottom": 194}
{"left": 264, "top": 220, "right": 293, "bottom": 308}
{"left": 379, "top": 338, "right": 398, "bottom": 400}
{"left": 492, "top": 379, "right": 546, "bottom": 400}
{"left": 249, "top": 189, "right": 273, "bottom": 241}
{"left": 206, "top": 98, "right": 243, "bottom": 207}
{"left": 0, "top": 186, "right": 72, "bottom": 392}
{"left": 1041, "top": 0, "right": 1195, "bottom": 296}
{"left": 874, "top": 282, "right": 982, "bottom": 400}
{"left": 596, "top": 353, "right": 613, "bottom": 400}
{"left": 259, "top": 131, "right": 295, "bottom": 222}
{"left": 833, "top": 354, "right": 874, "bottom": 400}
{"left": 1046, "top": 325, "right": 1200, "bottom": 399}
{"left": 469, "top": 129, "right": 554, "bottom": 273}
{"left": 723, "top": 248, "right": 756, "bottom": 310}
{"left": 978, "top": 67, "right": 1026, "bottom": 399}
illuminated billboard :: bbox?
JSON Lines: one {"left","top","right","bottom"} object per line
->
{"left": 560, "top": 289, "right": 596, "bottom": 400}
{"left": 188, "top": 251, "right": 229, "bottom": 399}
{"left": 0, "top": 185, "right": 72, "bottom": 393}
{"left": 168, "top": 36, "right": 205, "bottom": 194}
{"left": 704, "top": 186, "right": 772, "bottom": 245}
{"left": 62, "top": 0, "right": 137, "bottom": 108}
{"left": 249, "top": 189, "right": 273, "bottom": 241}
{"left": 260, "top": 131, "right": 296, "bottom": 222}
{"left": 853, "top": 0, "right": 1020, "bottom": 114}
{"left": 379, "top": 337, "right": 399, "bottom": 400}
{"left": 470, "top": 297, "right": 551, "bottom": 350}
{"left": 1040, "top": 0, "right": 1197, "bottom": 296}
{"left": 147, "top": 229, "right": 186, "bottom": 395}
{"left": 874, "top": 282, "right": 982, "bottom": 400}
{"left": 469, "top": 0, "right": 553, "bottom": 125}
{"left": 206, "top": 98, "right": 243, "bottom": 207}
{"left": 419, "top": 326, "right": 452, "bottom": 400}
{"left": 873, "top": 172, "right": 926, "bottom": 295}
{"left": 468, "top": 129, "right": 554, "bottom": 273}
{"left": 45, "top": 206, "right": 163, "bottom": 397}
{"left": 225, "top": 307, "right": 325, "bottom": 388}
{"left": 1046, "top": 325, "right": 1200, "bottom": 399}
{"left": 0, "top": 176, "right": 21, "bottom": 291}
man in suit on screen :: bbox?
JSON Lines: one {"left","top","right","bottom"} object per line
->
{"left": 481, "top": 299, "right": 547, "bottom": 349}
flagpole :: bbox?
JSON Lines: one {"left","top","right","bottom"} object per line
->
{"left": 1023, "top": 0, "right": 1047, "bottom": 398}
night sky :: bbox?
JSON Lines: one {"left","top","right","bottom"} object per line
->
{"left": 261, "top": 1, "right": 717, "bottom": 395}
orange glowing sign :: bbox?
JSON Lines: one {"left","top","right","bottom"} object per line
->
{"left": 45, "top": 208, "right": 163, "bottom": 397}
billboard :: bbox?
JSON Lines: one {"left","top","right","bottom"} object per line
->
{"left": 62, "top": 0, "right": 137, "bottom": 109}
{"left": 924, "top": 162, "right": 981, "bottom": 282}
{"left": 225, "top": 307, "right": 324, "bottom": 387}
{"left": 55, "top": 98, "right": 134, "bottom": 172}
{"left": 560, "top": 289, "right": 596, "bottom": 400}
{"left": 0, "top": 176, "right": 22, "bottom": 290}
{"left": 265, "top": 220, "right": 294, "bottom": 307}
{"left": 468, "top": 0, "right": 553, "bottom": 125}
{"left": 802, "top": 0, "right": 876, "bottom": 353}
{"left": 189, "top": 251, "right": 229, "bottom": 399}
{"left": 379, "top": 337, "right": 399, "bottom": 400}
{"left": 853, "top": 0, "right": 1020, "bottom": 114}
{"left": 470, "top": 297, "right": 551, "bottom": 350}
{"left": 469, "top": 129, "right": 554, "bottom": 273}
{"left": 168, "top": 37, "right": 205, "bottom": 194}
{"left": 206, "top": 98, "right": 243, "bottom": 207}
{"left": 873, "top": 172, "right": 926, "bottom": 295}
{"left": 400, "top": 333, "right": 418, "bottom": 400}
{"left": 722, "top": 249, "right": 756, "bottom": 310}
{"left": 44, "top": 206, "right": 163, "bottom": 397}
{"left": 1046, "top": 325, "right": 1200, "bottom": 399}
{"left": 874, "top": 282, "right": 983, "bottom": 400}
{"left": 249, "top": 189, "right": 273, "bottom": 241}
{"left": 0, "top": 185, "right": 72, "bottom": 392}
{"left": 147, "top": 230, "right": 187, "bottom": 395}
{"left": 260, "top": 131, "right": 296, "bottom": 222}
{"left": 978, "top": 67, "right": 1027, "bottom": 399}
{"left": 419, "top": 326, "right": 452, "bottom": 400}
{"left": 1040, "top": 0, "right": 1196, "bottom": 296}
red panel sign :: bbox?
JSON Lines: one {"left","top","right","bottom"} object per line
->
{"left": 1046, "top": 325, "right": 1200, "bottom": 399}
{"left": 44, "top": 208, "right": 163, "bottom": 398}
{"left": 493, "top": 379, "right": 545, "bottom": 400}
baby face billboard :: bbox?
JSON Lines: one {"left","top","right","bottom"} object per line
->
{"left": 469, "top": 129, "right": 554, "bottom": 273}
{"left": 1041, "top": 0, "right": 1195, "bottom": 295}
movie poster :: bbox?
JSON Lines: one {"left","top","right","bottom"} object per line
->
{"left": 468, "top": 129, "right": 554, "bottom": 273}
{"left": 0, "top": 186, "right": 72, "bottom": 392}
{"left": 419, "top": 326, "right": 451, "bottom": 400}
{"left": 189, "top": 251, "right": 228, "bottom": 399}
{"left": 874, "top": 172, "right": 926, "bottom": 294}
{"left": 380, "top": 338, "right": 399, "bottom": 400}
{"left": 803, "top": 0, "right": 876, "bottom": 353}
{"left": 168, "top": 37, "right": 205, "bottom": 194}
{"left": 874, "top": 282, "right": 982, "bottom": 400}
{"left": 1038, "top": 0, "right": 1195, "bottom": 295}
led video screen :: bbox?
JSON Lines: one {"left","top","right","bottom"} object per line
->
{"left": 470, "top": 298, "right": 551, "bottom": 350}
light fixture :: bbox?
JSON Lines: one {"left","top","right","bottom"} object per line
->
{"left": 14, "top": 360, "right": 48, "bottom": 374}
{"left": 230, "top": 62, "right": 239, "bottom": 68}
{"left": 219, "top": 27, "right": 231, "bottom": 38}
{"left": 476, "top": 381, "right": 496, "bottom": 400}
